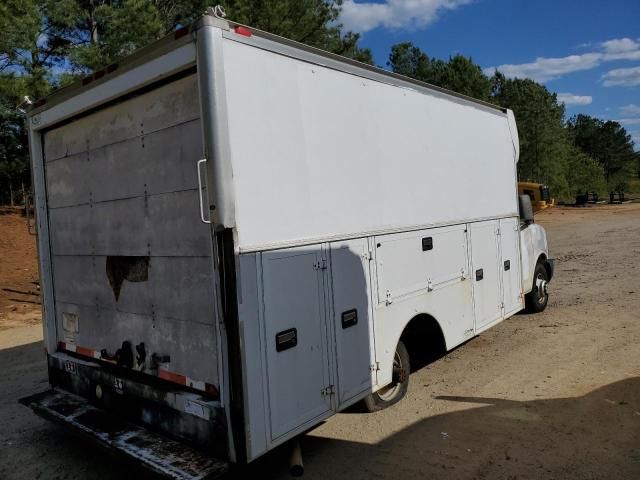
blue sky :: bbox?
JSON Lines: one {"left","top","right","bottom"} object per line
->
{"left": 339, "top": 0, "right": 640, "bottom": 145}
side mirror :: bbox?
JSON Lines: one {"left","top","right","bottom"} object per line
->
{"left": 519, "top": 194, "right": 534, "bottom": 225}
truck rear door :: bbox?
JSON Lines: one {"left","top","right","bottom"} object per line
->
{"left": 42, "top": 73, "right": 220, "bottom": 394}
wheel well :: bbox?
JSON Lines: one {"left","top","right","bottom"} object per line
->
{"left": 536, "top": 254, "right": 551, "bottom": 278}
{"left": 400, "top": 314, "right": 447, "bottom": 373}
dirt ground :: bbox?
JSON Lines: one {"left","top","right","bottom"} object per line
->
{"left": 0, "top": 204, "right": 639, "bottom": 479}
{"left": 0, "top": 207, "right": 41, "bottom": 331}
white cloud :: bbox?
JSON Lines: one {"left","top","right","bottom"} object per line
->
{"left": 485, "top": 37, "right": 640, "bottom": 82}
{"left": 556, "top": 93, "right": 593, "bottom": 106}
{"left": 484, "top": 54, "right": 601, "bottom": 82}
{"left": 620, "top": 104, "right": 640, "bottom": 116}
{"left": 602, "top": 38, "right": 640, "bottom": 54}
{"left": 603, "top": 66, "right": 640, "bottom": 87}
{"left": 339, "top": 0, "right": 473, "bottom": 33}
{"left": 616, "top": 118, "right": 640, "bottom": 125}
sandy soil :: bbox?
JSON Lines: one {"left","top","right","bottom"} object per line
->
{"left": 0, "top": 204, "right": 639, "bottom": 479}
{"left": 0, "top": 207, "right": 41, "bottom": 331}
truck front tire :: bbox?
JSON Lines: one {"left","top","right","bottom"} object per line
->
{"left": 363, "top": 340, "right": 410, "bottom": 412}
{"left": 525, "top": 262, "right": 549, "bottom": 313}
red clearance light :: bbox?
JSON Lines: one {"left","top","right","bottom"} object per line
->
{"left": 234, "top": 26, "right": 252, "bottom": 37}
{"left": 174, "top": 26, "right": 189, "bottom": 40}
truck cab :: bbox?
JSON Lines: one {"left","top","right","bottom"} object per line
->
{"left": 519, "top": 194, "right": 554, "bottom": 313}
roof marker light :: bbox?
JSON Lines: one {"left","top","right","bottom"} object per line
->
{"left": 234, "top": 26, "right": 252, "bottom": 37}
{"left": 174, "top": 26, "right": 189, "bottom": 40}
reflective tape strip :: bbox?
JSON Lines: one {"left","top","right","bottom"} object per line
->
{"left": 158, "top": 367, "right": 186, "bottom": 385}
{"left": 59, "top": 341, "right": 76, "bottom": 353}
{"left": 59, "top": 342, "right": 101, "bottom": 359}
{"left": 159, "top": 367, "right": 219, "bottom": 397}
{"left": 58, "top": 342, "right": 218, "bottom": 398}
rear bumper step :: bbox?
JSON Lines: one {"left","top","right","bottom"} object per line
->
{"left": 20, "top": 389, "right": 230, "bottom": 480}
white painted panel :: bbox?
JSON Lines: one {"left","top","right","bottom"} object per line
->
{"left": 470, "top": 221, "right": 502, "bottom": 330}
{"left": 222, "top": 39, "right": 518, "bottom": 251}
{"left": 500, "top": 217, "right": 524, "bottom": 314}
{"left": 329, "top": 238, "right": 374, "bottom": 406}
{"left": 261, "top": 247, "right": 331, "bottom": 439}
{"left": 373, "top": 278, "right": 475, "bottom": 387}
{"left": 374, "top": 225, "right": 468, "bottom": 305}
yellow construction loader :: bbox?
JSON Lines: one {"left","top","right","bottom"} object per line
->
{"left": 518, "top": 181, "right": 555, "bottom": 212}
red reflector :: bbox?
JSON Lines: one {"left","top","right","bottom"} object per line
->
{"left": 174, "top": 26, "right": 189, "bottom": 40}
{"left": 234, "top": 26, "right": 252, "bottom": 37}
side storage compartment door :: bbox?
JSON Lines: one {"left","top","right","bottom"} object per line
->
{"left": 470, "top": 220, "right": 503, "bottom": 330}
{"left": 499, "top": 217, "right": 524, "bottom": 315}
{"left": 261, "top": 247, "right": 332, "bottom": 440}
{"left": 329, "top": 238, "right": 375, "bottom": 408}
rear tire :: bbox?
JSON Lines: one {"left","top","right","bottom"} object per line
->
{"left": 363, "top": 340, "right": 410, "bottom": 412}
{"left": 525, "top": 262, "right": 549, "bottom": 313}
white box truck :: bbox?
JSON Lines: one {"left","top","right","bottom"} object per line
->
{"left": 21, "top": 10, "right": 554, "bottom": 478}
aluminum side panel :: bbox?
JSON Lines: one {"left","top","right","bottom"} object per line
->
{"left": 222, "top": 39, "right": 518, "bottom": 251}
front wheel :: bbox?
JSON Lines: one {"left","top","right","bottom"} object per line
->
{"left": 525, "top": 262, "right": 549, "bottom": 313}
{"left": 363, "top": 340, "right": 410, "bottom": 412}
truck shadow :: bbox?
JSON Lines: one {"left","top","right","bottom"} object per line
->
{"left": 234, "top": 376, "right": 640, "bottom": 479}
{"left": 4, "top": 339, "right": 639, "bottom": 479}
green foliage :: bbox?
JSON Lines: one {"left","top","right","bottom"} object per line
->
{"left": 388, "top": 42, "right": 490, "bottom": 100}
{"left": 567, "top": 114, "right": 639, "bottom": 191}
{"left": 219, "top": 0, "right": 372, "bottom": 63}
{"left": 564, "top": 147, "right": 607, "bottom": 196}
{"left": 491, "top": 72, "right": 571, "bottom": 197}
{"left": 0, "top": 74, "right": 33, "bottom": 204}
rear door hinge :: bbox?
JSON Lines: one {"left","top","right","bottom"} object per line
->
{"left": 385, "top": 290, "right": 393, "bottom": 305}
{"left": 370, "top": 362, "right": 380, "bottom": 372}
{"left": 313, "top": 259, "right": 327, "bottom": 270}
{"left": 362, "top": 250, "right": 373, "bottom": 261}
{"left": 321, "top": 385, "right": 335, "bottom": 396}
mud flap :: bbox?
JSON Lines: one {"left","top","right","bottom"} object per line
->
{"left": 20, "top": 389, "right": 230, "bottom": 480}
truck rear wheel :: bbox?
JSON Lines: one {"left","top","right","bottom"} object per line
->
{"left": 525, "top": 262, "right": 549, "bottom": 313}
{"left": 363, "top": 340, "right": 410, "bottom": 412}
